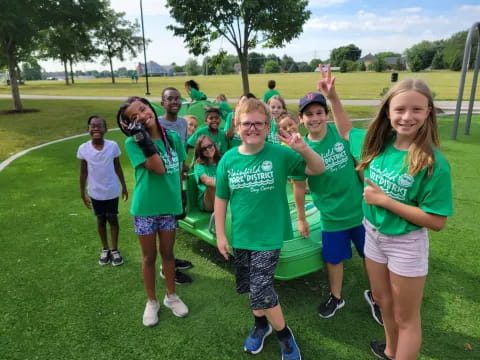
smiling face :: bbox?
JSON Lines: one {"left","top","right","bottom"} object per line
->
{"left": 88, "top": 117, "right": 107, "bottom": 140}
{"left": 236, "top": 110, "right": 270, "bottom": 146}
{"left": 187, "top": 117, "right": 198, "bottom": 136}
{"left": 205, "top": 111, "right": 220, "bottom": 131}
{"left": 300, "top": 103, "right": 328, "bottom": 136}
{"left": 388, "top": 90, "right": 431, "bottom": 141}
{"left": 269, "top": 98, "right": 284, "bottom": 120}
{"left": 161, "top": 89, "right": 182, "bottom": 114}
{"left": 278, "top": 116, "right": 298, "bottom": 136}
{"left": 124, "top": 100, "right": 157, "bottom": 130}
{"left": 199, "top": 137, "right": 216, "bottom": 160}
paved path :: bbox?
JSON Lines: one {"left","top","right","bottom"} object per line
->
{"left": 1, "top": 94, "right": 479, "bottom": 112}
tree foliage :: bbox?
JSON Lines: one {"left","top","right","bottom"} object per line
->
{"left": 248, "top": 52, "right": 266, "bottom": 74}
{"left": 94, "top": 9, "right": 144, "bottom": 84}
{"left": 22, "top": 59, "right": 42, "bottom": 80}
{"left": 264, "top": 60, "right": 280, "bottom": 73}
{"left": 185, "top": 58, "right": 202, "bottom": 76}
{"left": 405, "top": 40, "right": 439, "bottom": 71}
{"left": 166, "top": 0, "right": 310, "bottom": 92}
{"left": 441, "top": 30, "right": 478, "bottom": 71}
{"left": 330, "top": 44, "right": 361, "bottom": 66}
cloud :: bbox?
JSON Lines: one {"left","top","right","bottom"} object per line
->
{"left": 397, "top": 7, "right": 422, "bottom": 13}
{"left": 308, "top": 0, "right": 348, "bottom": 8}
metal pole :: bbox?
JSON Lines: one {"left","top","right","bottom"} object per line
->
{"left": 140, "top": 0, "right": 150, "bottom": 96}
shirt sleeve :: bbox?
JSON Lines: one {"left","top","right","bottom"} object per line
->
{"left": 187, "top": 130, "right": 198, "bottom": 148}
{"left": 76, "top": 144, "right": 85, "bottom": 160}
{"left": 112, "top": 141, "right": 121, "bottom": 157}
{"left": 215, "top": 156, "right": 230, "bottom": 200}
{"left": 193, "top": 164, "right": 205, "bottom": 184}
{"left": 348, "top": 127, "right": 366, "bottom": 161}
{"left": 124, "top": 137, "right": 146, "bottom": 168}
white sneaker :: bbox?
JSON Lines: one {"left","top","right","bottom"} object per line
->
{"left": 163, "top": 294, "right": 189, "bottom": 317}
{"left": 142, "top": 300, "right": 160, "bottom": 326}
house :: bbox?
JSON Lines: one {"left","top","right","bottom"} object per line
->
{"left": 359, "top": 53, "right": 376, "bottom": 67}
{"left": 137, "top": 61, "right": 175, "bottom": 76}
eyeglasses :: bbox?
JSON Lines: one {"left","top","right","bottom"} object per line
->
{"left": 239, "top": 121, "right": 267, "bottom": 130}
{"left": 163, "top": 96, "right": 182, "bottom": 103}
{"left": 201, "top": 143, "right": 215, "bottom": 151}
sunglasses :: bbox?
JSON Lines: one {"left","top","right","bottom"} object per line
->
{"left": 201, "top": 143, "right": 215, "bottom": 151}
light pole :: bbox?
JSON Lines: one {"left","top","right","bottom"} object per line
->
{"left": 140, "top": 0, "right": 150, "bottom": 95}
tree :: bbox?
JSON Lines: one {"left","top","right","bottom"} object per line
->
{"left": 22, "top": 60, "right": 42, "bottom": 80}
{"left": 309, "top": 58, "right": 323, "bottom": 69}
{"left": 431, "top": 51, "right": 445, "bottom": 69}
{"left": 359, "top": 61, "right": 366, "bottom": 71}
{"left": 339, "top": 60, "right": 349, "bottom": 73}
{"left": 405, "top": 40, "right": 438, "bottom": 71}
{"left": 280, "top": 55, "right": 297, "bottom": 72}
{"left": 330, "top": 44, "right": 361, "bottom": 66}
{"left": 409, "top": 55, "right": 424, "bottom": 72}
{"left": 441, "top": 30, "right": 478, "bottom": 71}
{"left": 248, "top": 52, "right": 266, "bottom": 74}
{"left": 216, "top": 54, "right": 239, "bottom": 75}
{"left": 264, "top": 60, "right": 280, "bottom": 73}
{"left": 166, "top": 0, "right": 311, "bottom": 93}
{"left": 297, "top": 62, "right": 312, "bottom": 72}
{"left": 0, "top": 0, "right": 53, "bottom": 111}
{"left": 185, "top": 58, "right": 201, "bottom": 75}
{"left": 94, "top": 9, "right": 144, "bottom": 84}
{"left": 373, "top": 57, "right": 387, "bottom": 72}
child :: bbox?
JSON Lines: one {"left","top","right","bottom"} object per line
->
{"left": 266, "top": 95, "right": 286, "bottom": 144}
{"left": 215, "top": 93, "right": 233, "bottom": 122}
{"left": 184, "top": 115, "right": 199, "bottom": 138}
{"left": 277, "top": 112, "right": 300, "bottom": 137}
{"left": 159, "top": 87, "right": 194, "bottom": 283}
{"left": 187, "top": 107, "right": 228, "bottom": 154}
{"left": 193, "top": 135, "right": 221, "bottom": 212}
{"left": 319, "top": 65, "right": 453, "bottom": 359}
{"left": 224, "top": 93, "right": 256, "bottom": 149}
{"left": 185, "top": 79, "right": 208, "bottom": 101}
{"left": 291, "top": 91, "right": 381, "bottom": 324}
{"left": 117, "top": 97, "right": 189, "bottom": 326}
{"left": 263, "top": 79, "right": 280, "bottom": 103}
{"left": 215, "top": 98, "right": 325, "bottom": 360}
{"left": 77, "top": 115, "right": 128, "bottom": 266}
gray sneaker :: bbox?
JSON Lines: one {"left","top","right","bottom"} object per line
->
{"left": 110, "top": 250, "right": 124, "bottom": 266}
{"left": 163, "top": 294, "right": 189, "bottom": 317}
{"left": 98, "top": 249, "right": 110, "bottom": 265}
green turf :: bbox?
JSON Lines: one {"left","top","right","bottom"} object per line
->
{"left": 0, "top": 115, "right": 478, "bottom": 359}
{"left": 0, "top": 70, "right": 478, "bottom": 101}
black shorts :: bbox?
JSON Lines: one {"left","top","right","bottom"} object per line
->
{"left": 233, "top": 249, "right": 280, "bottom": 310}
{"left": 91, "top": 197, "right": 119, "bottom": 217}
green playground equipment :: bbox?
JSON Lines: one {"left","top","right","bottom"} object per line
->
{"left": 178, "top": 174, "right": 324, "bottom": 280}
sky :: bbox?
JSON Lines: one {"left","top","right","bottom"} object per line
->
{"left": 40, "top": 0, "right": 480, "bottom": 72}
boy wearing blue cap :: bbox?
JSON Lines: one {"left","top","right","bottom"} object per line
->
{"left": 292, "top": 91, "right": 383, "bottom": 325}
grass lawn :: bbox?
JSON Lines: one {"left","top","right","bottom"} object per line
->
{"left": 0, "top": 70, "right": 478, "bottom": 101}
{"left": 0, "top": 113, "right": 478, "bottom": 359}
{"left": 0, "top": 99, "right": 376, "bottom": 162}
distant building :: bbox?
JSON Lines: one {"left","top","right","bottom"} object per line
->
{"left": 137, "top": 61, "right": 175, "bottom": 76}
{"left": 359, "top": 53, "right": 376, "bottom": 67}
{"left": 358, "top": 54, "right": 406, "bottom": 71}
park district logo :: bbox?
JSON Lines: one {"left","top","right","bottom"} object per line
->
{"left": 228, "top": 161, "right": 275, "bottom": 192}
{"left": 160, "top": 150, "right": 179, "bottom": 174}
{"left": 369, "top": 163, "right": 414, "bottom": 201}
{"left": 322, "top": 142, "right": 348, "bottom": 172}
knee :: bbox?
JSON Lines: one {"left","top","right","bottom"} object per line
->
{"left": 142, "top": 253, "right": 157, "bottom": 266}
{"left": 97, "top": 216, "right": 107, "bottom": 226}
{"left": 160, "top": 251, "right": 175, "bottom": 263}
{"left": 394, "top": 308, "right": 421, "bottom": 329}
{"left": 107, "top": 215, "right": 119, "bottom": 226}
{"left": 374, "top": 293, "right": 393, "bottom": 311}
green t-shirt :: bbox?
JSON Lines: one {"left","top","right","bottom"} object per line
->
{"left": 292, "top": 124, "right": 363, "bottom": 231}
{"left": 190, "top": 87, "right": 207, "bottom": 101}
{"left": 266, "top": 118, "right": 280, "bottom": 144}
{"left": 223, "top": 112, "right": 242, "bottom": 149}
{"left": 263, "top": 89, "right": 280, "bottom": 103}
{"left": 125, "top": 131, "right": 186, "bottom": 216}
{"left": 349, "top": 129, "right": 453, "bottom": 235}
{"left": 187, "top": 126, "right": 228, "bottom": 154}
{"left": 217, "top": 101, "right": 232, "bottom": 121}
{"left": 216, "top": 143, "right": 306, "bottom": 250}
{"left": 193, "top": 162, "right": 217, "bottom": 210}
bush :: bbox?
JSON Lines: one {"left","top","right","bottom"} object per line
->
{"left": 264, "top": 60, "right": 280, "bottom": 73}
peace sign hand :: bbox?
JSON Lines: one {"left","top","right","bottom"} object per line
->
{"left": 278, "top": 128, "right": 308, "bottom": 153}
{"left": 317, "top": 64, "right": 337, "bottom": 99}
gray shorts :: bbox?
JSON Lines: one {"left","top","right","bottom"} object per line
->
{"left": 233, "top": 249, "right": 280, "bottom": 310}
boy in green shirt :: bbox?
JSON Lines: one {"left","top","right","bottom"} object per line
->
{"left": 215, "top": 98, "right": 325, "bottom": 360}
{"left": 263, "top": 79, "right": 280, "bottom": 103}
{"left": 187, "top": 108, "right": 228, "bottom": 154}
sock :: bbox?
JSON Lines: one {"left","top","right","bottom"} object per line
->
{"left": 276, "top": 325, "right": 292, "bottom": 341}
{"left": 254, "top": 315, "right": 268, "bottom": 329}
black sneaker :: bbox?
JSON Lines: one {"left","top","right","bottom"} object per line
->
{"left": 318, "top": 293, "right": 345, "bottom": 318}
{"left": 160, "top": 269, "right": 193, "bottom": 284}
{"left": 364, "top": 290, "right": 383, "bottom": 326}
{"left": 370, "top": 340, "right": 393, "bottom": 360}
{"left": 175, "top": 258, "right": 193, "bottom": 270}
{"left": 98, "top": 249, "right": 110, "bottom": 265}
{"left": 110, "top": 250, "right": 124, "bottom": 266}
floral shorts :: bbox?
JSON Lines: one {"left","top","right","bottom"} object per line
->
{"left": 133, "top": 215, "right": 177, "bottom": 235}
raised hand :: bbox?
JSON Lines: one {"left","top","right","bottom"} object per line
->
{"left": 317, "top": 64, "right": 337, "bottom": 98}
{"left": 127, "top": 122, "right": 158, "bottom": 158}
{"left": 277, "top": 128, "right": 308, "bottom": 153}
{"left": 363, "top": 179, "right": 389, "bottom": 207}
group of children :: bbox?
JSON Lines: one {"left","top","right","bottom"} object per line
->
{"left": 77, "top": 71, "right": 452, "bottom": 360}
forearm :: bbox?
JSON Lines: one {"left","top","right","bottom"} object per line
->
{"left": 214, "top": 197, "right": 228, "bottom": 237}
{"left": 79, "top": 175, "right": 87, "bottom": 196}
{"left": 114, "top": 163, "right": 127, "bottom": 188}
{"left": 328, "top": 91, "right": 352, "bottom": 141}
{"left": 381, "top": 197, "right": 447, "bottom": 231}
{"left": 201, "top": 175, "right": 216, "bottom": 187}
{"left": 143, "top": 154, "right": 166, "bottom": 174}
{"left": 293, "top": 181, "right": 307, "bottom": 221}
{"left": 300, "top": 147, "right": 325, "bottom": 176}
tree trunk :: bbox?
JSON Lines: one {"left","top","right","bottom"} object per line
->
{"left": 63, "top": 60, "right": 70, "bottom": 85}
{"left": 7, "top": 50, "right": 23, "bottom": 112}
{"left": 69, "top": 59, "right": 75, "bottom": 84}
{"left": 109, "top": 56, "right": 115, "bottom": 84}
{"left": 237, "top": 50, "right": 250, "bottom": 94}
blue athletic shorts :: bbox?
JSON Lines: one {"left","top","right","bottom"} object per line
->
{"left": 133, "top": 215, "right": 177, "bottom": 235}
{"left": 321, "top": 224, "right": 365, "bottom": 264}
{"left": 91, "top": 197, "right": 119, "bottom": 217}
{"left": 233, "top": 249, "right": 280, "bottom": 310}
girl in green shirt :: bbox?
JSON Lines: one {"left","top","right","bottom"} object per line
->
{"left": 117, "top": 97, "right": 189, "bottom": 327}
{"left": 184, "top": 79, "right": 207, "bottom": 101}
{"left": 193, "top": 135, "right": 221, "bottom": 212}
{"left": 318, "top": 65, "right": 453, "bottom": 360}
